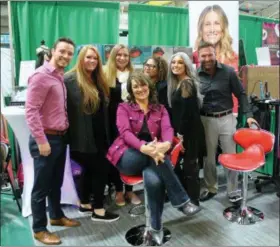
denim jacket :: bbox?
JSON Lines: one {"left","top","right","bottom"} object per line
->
{"left": 106, "top": 102, "right": 174, "bottom": 166}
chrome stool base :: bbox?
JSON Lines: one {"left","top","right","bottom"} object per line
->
{"left": 125, "top": 224, "right": 171, "bottom": 246}
{"left": 223, "top": 205, "right": 264, "bottom": 225}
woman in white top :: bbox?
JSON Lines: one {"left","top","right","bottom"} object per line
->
{"left": 104, "top": 44, "right": 141, "bottom": 206}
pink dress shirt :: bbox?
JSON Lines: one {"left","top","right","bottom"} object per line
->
{"left": 25, "top": 62, "right": 69, "bottom": 144}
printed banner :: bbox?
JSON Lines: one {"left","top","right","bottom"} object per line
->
{"left": 76, "top": 44, "right": 193, "bottom": 67}
{"left": 262, "top": 22, "right": 280, "bottom": 65}
{"left": 189, "top": 1, "right": 239, "bottom": 71}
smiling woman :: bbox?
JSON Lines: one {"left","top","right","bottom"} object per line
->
{"left": 167, "top": 52, "right": 205, "bottom": 206}
{"left": 64, "top": 45, "right": 120, "bottom": 223}
{"left": 103, "top": 44, "right": 141, "bottom": 206}
{"left": 193, "top": 4, "right": 238, "bottom": 71}
{"left": 106, "top": 71, "right": 201, "bottom": 245}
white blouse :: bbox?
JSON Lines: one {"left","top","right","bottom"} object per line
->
{"left": 117, "top": 69, "right": 130, "bottom": 102}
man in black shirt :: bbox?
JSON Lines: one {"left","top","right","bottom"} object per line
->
{"left": 197, "top": 41, "right": 258, "bottom": 203}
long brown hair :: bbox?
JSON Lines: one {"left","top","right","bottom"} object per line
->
{"left": 194, "top": 5, "right": 235, "bottom": 63}
{"left": 67, "top": 45, "right": 109, "bottom": 114}
{"left": 167, "top": 52, "right": 203, "bottom": 108}
{"left": 104, "top": 44, "right": 134, "bottom": 87}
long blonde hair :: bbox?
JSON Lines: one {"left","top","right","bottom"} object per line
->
{"left": 67, "top": 45, "right": 109, "bottom": 114}
{"left": 104, "top": 44, "right": 134, "bottom": 87}
{"left": 194, "top": 5, "right": 235, "bottom": 63}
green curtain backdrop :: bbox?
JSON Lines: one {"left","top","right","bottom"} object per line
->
{"left": 11, "top": 1, "right": 120, "bottom": 85}
{"left": 128, "top": 4, "right": 188, "bottom": 46}
{"left": 128, "top": 4, "right": 278, "bottom": 64}
{"left": 239, "top": 14, "right": 279, "bottom": 65}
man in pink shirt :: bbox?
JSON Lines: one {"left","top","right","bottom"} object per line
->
{"left": 26, "top": 37, "right": 80, "bottom": 245}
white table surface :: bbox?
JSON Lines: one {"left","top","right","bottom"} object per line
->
{"left": 1, "top": 106, "right": 79, "bottom": 217}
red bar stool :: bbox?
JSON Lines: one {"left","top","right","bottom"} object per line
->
{"left": 218, "top": 128, "right": 275, "bottom": 225}
{"left": 121, "top": 137, "right": 183, "bottom": 246}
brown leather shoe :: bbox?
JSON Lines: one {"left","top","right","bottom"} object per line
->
{"left": 115, "top": 192, "right": 126, "bottom": 206}
{"left": 50, "top": 217, "right": 81, "bottom": 227}
{"left": 34, "top": 231, "right": 61, "bottom": 245}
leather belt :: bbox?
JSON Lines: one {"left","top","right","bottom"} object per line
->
{"left": 44, "top": 129, "right": 67, "bottom": 136}
{"left": 200, "top": 109, "right": 232, "bottom": 118}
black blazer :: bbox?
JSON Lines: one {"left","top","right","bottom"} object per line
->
{"left": 64, "top": 71, "right": 110, "bottom": 154}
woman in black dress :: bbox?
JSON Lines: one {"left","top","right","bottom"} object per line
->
{"left": 65, "top": 45, "right": 119, "bottom": 222}
{"left": 167, "top": 52, "right": 205, "bottom": 206}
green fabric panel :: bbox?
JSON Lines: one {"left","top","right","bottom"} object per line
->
{"left": 239, "top": 14, "right": 279, "bottom": 65}
{"left": 11, "top": 1, "right": 120, "bottom": 85}
{"left": 128, "top": 4, "right": 188, "bottom": 46}
{"left": 256, "top": 110, "right": 275, "bottom": 175}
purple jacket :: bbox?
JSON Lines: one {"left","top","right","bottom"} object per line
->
{"left": 106, "top": 102, "right": 174, "bottom": 166}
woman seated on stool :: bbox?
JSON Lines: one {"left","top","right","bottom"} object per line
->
{"left": 107, "top": 72, "right": 201, "bottom": 245}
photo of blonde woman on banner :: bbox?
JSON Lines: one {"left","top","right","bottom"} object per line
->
{"left": 189, "top": 1, "right": 239, "bottom": 71}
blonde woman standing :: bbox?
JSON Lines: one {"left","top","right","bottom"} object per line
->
{"left": 65, "top": 45, "right": 119, "bottom": 222}
{"left": 104, "top": 44, "right": 141, "bottom": 206}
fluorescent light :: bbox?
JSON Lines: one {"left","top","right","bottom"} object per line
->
{"left": 146, "top": 1, "right": 173, "bottom": 6}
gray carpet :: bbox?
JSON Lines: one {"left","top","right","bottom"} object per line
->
{"left": 29, "top": 168, "right": 280, "bottom": 246}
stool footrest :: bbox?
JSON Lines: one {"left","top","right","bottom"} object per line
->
{"left": 223, "top": 205, "right": 264, "bottom": 225}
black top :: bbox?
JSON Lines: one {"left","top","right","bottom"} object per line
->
{"left": 198, "top": 62, "right": 253, "bottom": 118}
{"left": 137, "top": 116, "right": 153, "bottom": 142}
{"left": 156, "top": 80, "right": 172, "bottom": 119}
{"left": 64, "top": 71, "right": 110, "bottom": 154}
{"left": 108, "top": 79, "right": 123, "bottom": 142}
{"left": 92, "top": 87, "right": 107, "bottom": 150}
{"left": 171, "top": 79, "right": 205, "bottom": 159}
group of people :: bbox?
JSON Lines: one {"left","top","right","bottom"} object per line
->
{"left": 26, "top": 36, "right": 257, "bottom": 245}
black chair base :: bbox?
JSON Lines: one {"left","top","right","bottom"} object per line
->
{"left": 223, "top": 205, "right": 264, "bottom": 225}
{"left": 125, "top": 224, "right": 171, "bottom": 246}
{"left": 255, "top": 176, "right": 280, "bottom": 193}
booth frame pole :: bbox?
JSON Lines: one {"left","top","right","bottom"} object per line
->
{"left": 7, "top": 1, "right": 16, "bottom": 92}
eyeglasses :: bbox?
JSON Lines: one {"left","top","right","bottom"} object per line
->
{"left": 144, "top": 63, "right": 157, "bottom": 69}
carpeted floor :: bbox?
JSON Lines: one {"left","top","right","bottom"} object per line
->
{"left": 28, "top": 168, "right": 280, "bottom": 246}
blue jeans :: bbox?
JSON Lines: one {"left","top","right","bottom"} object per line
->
{"left": 117, "top": 148, "right": 190, "bottom": 230}
{"left": 29, "top": 134, "right": 67, "bottom": 233}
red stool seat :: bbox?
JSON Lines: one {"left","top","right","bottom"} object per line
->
{"left": 219, "top": 144, "right": 265, "bottom": 172}
{"left": 120, "top": 174, "right": 143, "bottom": 185}
{"left": 234, "top": 128, "right": 275, "bottom": 152}
{"left": 219, "top": 128, "right": 275, "bottom": 225}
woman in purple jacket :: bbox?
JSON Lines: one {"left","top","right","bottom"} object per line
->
{"left": 107, "top": 72, "right": 201, "bottom": 245}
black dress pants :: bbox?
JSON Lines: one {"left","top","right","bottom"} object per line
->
{"left": 70, "top": 150, "right": 109, "bottom": 209}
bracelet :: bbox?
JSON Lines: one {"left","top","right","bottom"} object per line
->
{"left": 177, "top": 133, "right": 183, "bottom": 139}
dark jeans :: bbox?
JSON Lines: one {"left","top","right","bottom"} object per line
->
{"left": 29, "top": 134, "right": 66, "bottom": 233}
{"left": 117, "top": 148, "right": 190, "bottom": 230}
{"left": 108, "top": 165, "right": 132, "bottom": 192}
{"left": 174, "top": 155, "right": 200, "bottom": 205}
{"left": 70, "top": 151, "right": 109, "bottom": 209}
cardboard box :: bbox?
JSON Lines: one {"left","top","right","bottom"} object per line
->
{"left": 240, "top": 66, "right": 279, "bottom": 99}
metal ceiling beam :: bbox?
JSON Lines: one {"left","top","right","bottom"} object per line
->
{"left": 268, "top": 10, "right": 279, "bottom": 18}
{"left": 253, "top": 1, "right": 279, "bottom": 16}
